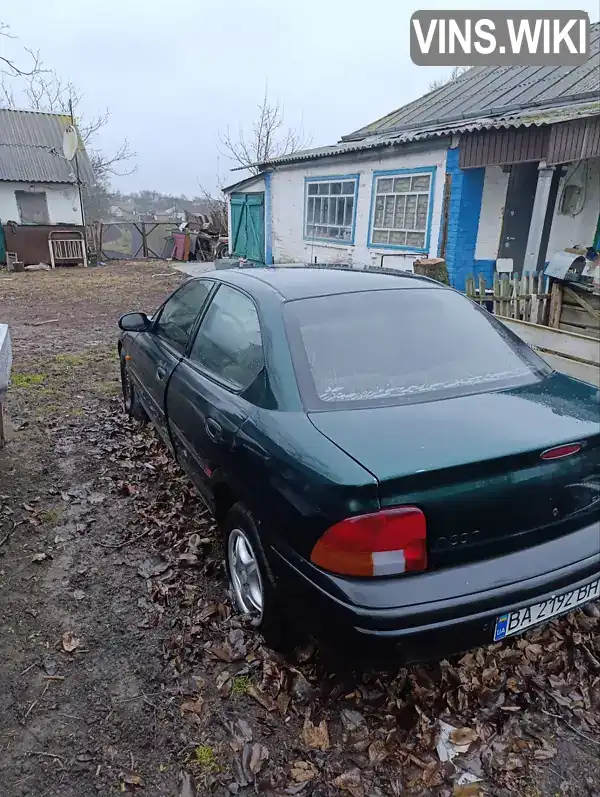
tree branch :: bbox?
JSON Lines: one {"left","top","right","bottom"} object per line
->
{"left": 428, "top": 66, "right": 470, "bottom": 91}
{"left": 219, "top": 87, "right": 311, "bottom": 173}
{"left": 0, "top": 24, "right": 43, "bottom": 77}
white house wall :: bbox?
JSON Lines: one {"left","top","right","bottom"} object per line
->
{"left": 237, "top": 183, "right": 265, "bottom": 193}
{"left": 0, "top": 182, "right": 83, "bottom": 225}
{"left": 545, "top": 157, "right": 600, "bottom": 258}
{"left": 267, "top": 143, "right": 448, "bottom": 268}
{"left": 475, "top": 166, "right": 509, "bottom": 261}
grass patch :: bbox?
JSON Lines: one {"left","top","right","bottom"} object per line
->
{"left": 55, "top": 353, "right": 87, "bottom": 367}
{"left": 96, "top": 379, "right": 121, "bottom": 397}
{"left": 38, "top": 507, "right": 62, "bottom": 526}
{"left": 231, "top": 676, "right": 252, "bottom": 695}
{"left": 11, "top": 372, "right": 47, "bottom": 388}
{"left": 193, "top": 746, "right": 220, "bottom": 773}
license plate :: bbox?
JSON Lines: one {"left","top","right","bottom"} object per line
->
{"left": 494, "top": 578, "right": 600, "bottom": 642}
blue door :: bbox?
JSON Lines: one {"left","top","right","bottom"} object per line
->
{"left": 230, "top": 193, "right": 265, "bottom": 263}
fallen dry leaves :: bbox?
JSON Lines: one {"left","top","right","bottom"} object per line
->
{"left": 333, "top": 768, "right": 364, "bottom": 796}
{"left": 80, "top": 403, "right": 600, "bottom": 796}
{"left": 180, "top": 696, "right": 204, "bottom": 720}
{"left": 290, "top": 760, "right": 317, "bottom": 783}
{"left": 449, "top": 727, "right": 479, "bottom": 746}
{"left": 61, "top": 631, "right": 81, "bottom": 652}
{"left": 301, "top": 716, "right": 330, "bottom": 751}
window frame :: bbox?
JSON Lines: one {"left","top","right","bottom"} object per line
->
{"left": 185, "top": 283, "right": 266, "bottom": 395}
{"left": 15, "top": 190, "right": 50, "bottom": 225}
{"left": 303, "top": 174, "right": 359, "bottom": 246}
{"left": 367, "top": 166, "right": 436, "bottom": 253}
{"left": 151, "top": 278, "right": 216, "bottom": 355}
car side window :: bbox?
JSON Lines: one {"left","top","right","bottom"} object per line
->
{"left": 154, "top": 280, "right": 212, "bottom": 353}
{"left": 189, "top": 284, "right": 264, "bottom": 389}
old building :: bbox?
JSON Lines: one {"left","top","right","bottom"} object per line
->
{"left": 224, "top": 25, "right": 600, "bottom": 289}
{"left": 0, "top": 108, "right": 94, "bottom": 264}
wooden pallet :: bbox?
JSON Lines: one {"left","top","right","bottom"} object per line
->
{"left": 465, "top": 272, "right": 551, "bottom": 323}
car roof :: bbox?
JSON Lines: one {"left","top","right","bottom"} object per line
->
{"left": 210, "top": 265, "right": 442, "bottom": 301}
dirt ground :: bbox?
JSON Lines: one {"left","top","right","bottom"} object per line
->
{"left": 0, "top": 261, "right": 598, "bottom": 797}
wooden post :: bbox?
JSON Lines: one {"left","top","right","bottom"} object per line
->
{"left": 538, "top": 272, "right": 548, "bottom": 325}
{"left": 521, "top": 272, "right": 529, "bottom": 322}
{"left": 530, "top": 273, "right": 540, "bottom": 325}
{"left": 548, "top": 280, "right": 563, "bottom": 328}
{"left": 512, "top": 274, "right": 520, "bottom": 320}
{"left": 99, "top": 223, "right": 104, "bottom": 262}
{"left": 501, "top": 274, "right": 510, "bottom": 318}
{"left": 478, "top": 273, "right": 486, "bottom": 307}
{"left": 465, "top": 275, "right": 475, "bottom": 300}
{"left": 493, "top": 273, "right": 500, "bottom": 316}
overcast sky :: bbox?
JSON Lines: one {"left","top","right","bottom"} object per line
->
{"left": 2, "top": 0, "right": 598, "bottom": 196}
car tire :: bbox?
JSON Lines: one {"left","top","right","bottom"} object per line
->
{"left": 223, "top": 502, "right": 292, "bottom": 650}
{"left": 120, "top": 356, "right": 148, "bottom": 424}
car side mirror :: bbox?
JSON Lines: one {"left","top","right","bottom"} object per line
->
{"left": 119, "top": 312, "right": 150, "bottom": 332}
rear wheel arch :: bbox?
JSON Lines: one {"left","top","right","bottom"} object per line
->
{"left": 212, "top": 479, "right": 273, "bottom": 550}
{"left": 223, "top": 500, "right": 295, "bottom": 649}
{"left": 213, "top": 481, "right": 237, "bottom": 527}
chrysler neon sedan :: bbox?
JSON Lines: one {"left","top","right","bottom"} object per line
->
{"left": 118, "top": 266, "right": 600, "bottom": 660}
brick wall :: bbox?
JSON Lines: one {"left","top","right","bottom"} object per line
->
{"left": 444, "top": 148, "right": 485, "bottom": 291}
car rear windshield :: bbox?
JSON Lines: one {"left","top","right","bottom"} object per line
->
{"left": 284, "top": 287, "right": 552, "bottom": 410}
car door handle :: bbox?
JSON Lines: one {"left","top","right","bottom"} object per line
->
{"left": 156, "top": 366, "right": 166, "bottom": 381}
{"left": 205, "top": 418, "right": 223, "bottom": 442}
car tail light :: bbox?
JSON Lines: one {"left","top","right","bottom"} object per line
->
{"left": 541, "top": 443, "right": 582, "bottom": 460}
{"left": 310, "top": 506, "right": 427, "bottom": 577}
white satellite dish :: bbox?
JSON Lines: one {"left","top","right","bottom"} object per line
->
{"left": 62, "top": 125, "right": 78, "bottom": 161}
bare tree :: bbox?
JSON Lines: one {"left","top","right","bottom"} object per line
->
{"left": 1, "top": 69, "right": 135, "bottom": 183}
{"left": 429, "top": 66, "right": 470, "bottom": 91}
{"left": 219, "top": 88, "right": 311, "bottom": 174}
{"left": 197, "top": 182, "right": 228, "bottom": 234}
{"left": 0, "top": 23, "right": 42, "bottom": 78}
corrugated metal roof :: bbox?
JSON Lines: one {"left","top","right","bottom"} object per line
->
{"left": 0, "top": 108, "right": 95, "bottom": 184}
{"left": 343, "top": 23, "right": 600, "bottom": 141}
{"left": 222, "top": 172, "right": 265, "bottom": 194}
{"left": 248, "top": 100, "right": 600, "bottom": 169}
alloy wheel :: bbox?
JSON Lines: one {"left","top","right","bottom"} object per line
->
{"left": 227, "top": 528, "right": 264, "bottom": 623}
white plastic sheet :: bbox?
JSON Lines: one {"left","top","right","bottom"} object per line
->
{"left": 0, "top": 324, "right": 12, "bottom": 398}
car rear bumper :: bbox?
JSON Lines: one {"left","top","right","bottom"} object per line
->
{"left": 271, "top": 520, "right": 600, "bottom": 661}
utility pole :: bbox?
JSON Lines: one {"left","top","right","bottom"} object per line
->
{"left": 69, "top": 98, "right": 86, "bottom": 229}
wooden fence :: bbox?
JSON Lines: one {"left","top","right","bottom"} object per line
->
{"left": 465, "top": 272, "right": 600, "bottom": 387}
{"left": 465, "top": 273, "right": 600, "bottom": 338}
{"left": 465, "top": 272, "right": 551, "bottom": 324}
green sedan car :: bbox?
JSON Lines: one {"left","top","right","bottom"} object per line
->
{"left": 118, "top": 266, "right": 600, "bottom": 660}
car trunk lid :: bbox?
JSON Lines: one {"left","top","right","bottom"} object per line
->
{"left": 309, "top": 374, "right": 600, "bottom": 568}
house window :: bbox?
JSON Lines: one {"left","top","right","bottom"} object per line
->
{"left": 305, "top": 176, "right": 358, "bottom": 243}
{"left": 15, "top": 191, "right": 50, "bottom": 225}
{"left": 369, "top": 169, "right": 434, "bottom": 250}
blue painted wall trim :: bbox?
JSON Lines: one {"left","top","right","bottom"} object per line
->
{"left": 473, "top": 259, "right": 496, "bottom": 282}
{"left": 366, "top": 166, "right": 436, "bottom": 254}
{"left": 444, "top": 148, "right": 485, "bottom": 291}
{"left": 264, "top": 171, "right": 273, "bottom": 265}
